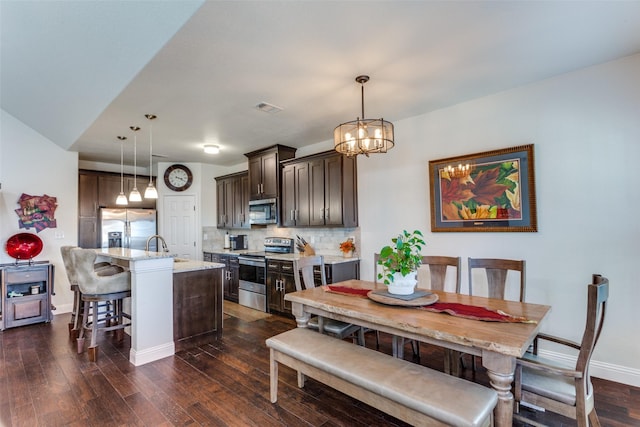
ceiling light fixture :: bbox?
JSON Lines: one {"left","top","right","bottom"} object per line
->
{"left": 116, "top": 136, "right": 128, "bottom": 205}
{"left": 204, "top": 144, "right": 220, "bottom": 154}
{"left": 334, "top": 75, "right": 394, "bottom": 157}
{"left": 144, "top": 114, "right": 158, "bottom": 199}
{"left": 128, "top": 126, "right": 142, "bottom": 202}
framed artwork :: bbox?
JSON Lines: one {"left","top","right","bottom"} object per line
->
{"left": 428, "top": 144, "right": 537, "bottom": 232}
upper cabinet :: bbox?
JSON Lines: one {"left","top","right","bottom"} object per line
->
{"left": 245, "top": 145, "right": 296, "bottom": 200}
{"left": 215, "top": 171, "right": 249, "bottom": 229}
{"left": 78, "top": 170, "right": 156, "bottom": 248}
{"left": 281, "top": 151, "right": 358, "bottom": 228}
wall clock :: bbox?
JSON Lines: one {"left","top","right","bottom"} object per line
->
{"left": 164, "top": 164, "right": 193, "bottom": 192}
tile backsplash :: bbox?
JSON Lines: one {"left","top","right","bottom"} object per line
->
{"left": 202, "top": 226, "right": 360, "bottom": 257}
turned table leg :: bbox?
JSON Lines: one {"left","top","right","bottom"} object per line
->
{"left": 482, "top": 350, "right": 516, "bottom": 427}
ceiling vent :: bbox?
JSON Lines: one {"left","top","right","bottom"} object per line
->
{"left": 255, "top": 102, "right": 283, "bottom": 114}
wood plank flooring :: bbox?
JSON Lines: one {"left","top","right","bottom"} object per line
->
{"left": 1, "top": 306, "right": 638, "bottom": 426}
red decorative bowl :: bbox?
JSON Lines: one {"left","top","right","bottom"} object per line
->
{"left": 5, "top": 233, "right": 43, "bottom": 260}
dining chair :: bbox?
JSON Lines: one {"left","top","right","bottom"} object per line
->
{"left": 293, "top": 255, "right": 365, "bottom": 346}
{"left": 465, "top": 257, "right": 526, "bottom": 371}
{"left": 514, "top": 274, "right": 608, "bottom": 427}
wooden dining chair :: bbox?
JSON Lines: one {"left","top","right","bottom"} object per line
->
{"left": 515, "top": 274, "right": 608, "bottom": 427}
{"left": 465, "top": 257, "right": 526, "bottom": 371}
{"left": 293, "top": 256, "right": 365, "bottom": 345}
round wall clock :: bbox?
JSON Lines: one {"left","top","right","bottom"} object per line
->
{"left": 164, "top": 164, "right": 193, "bottom": 192}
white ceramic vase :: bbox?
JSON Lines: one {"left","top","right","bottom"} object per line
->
{"left": 387, "top": 271, "right": 417, "bottom": 295}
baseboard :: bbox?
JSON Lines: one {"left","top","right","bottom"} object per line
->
{"left": 538, "top": 349, "right": 640, "bottom": 388}
{"left": 129, "top": 342, "right": 175, "bottom": 366}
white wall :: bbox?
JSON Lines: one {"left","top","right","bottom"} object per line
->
{"left": 0, "top": 110, "right": 79, "bottom": 313}
{"left": 358, "top": 54, "right": 640, "bottom": 386}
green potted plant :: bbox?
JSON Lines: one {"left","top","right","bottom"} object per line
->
{"left": 377, "top": 230, "right": 426, "bottom": 295}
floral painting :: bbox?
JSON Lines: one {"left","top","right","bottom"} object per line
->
{"left": 429, "top": 145, "right": 537, "bottom": 232}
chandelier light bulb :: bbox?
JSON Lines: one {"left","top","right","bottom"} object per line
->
{"left": 144, "top": 114, "right": 158, "bottom": 199}
{"left": 116, "top": 136, "right": 128, "bottom": 205}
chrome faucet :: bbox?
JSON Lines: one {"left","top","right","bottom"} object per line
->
{"left": 146, "top": 234, "right": 169, "bottom": 252}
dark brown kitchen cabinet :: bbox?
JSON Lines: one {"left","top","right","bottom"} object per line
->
{"left": 173, "top": 267, "right": 222, "bottom": 351}
{"left": 313, "top": 259, "right": 360, "bottom": 286}
{"left": 245, "top": 145, "right": 296, "bottom": 200}
{"left": 206, "top": 253, "right": 239, "bottom": 303}
{"left": 215, "top": 171, "right": 249, "bottom": 229}
{"left": 78, "top": 170, "right": 156, "bottom": 248}
{"left": 266, "top": 259, "right": 296, "bottom": 315}
{"left": 280, "top": 151, "right": 358, "bottom": 228}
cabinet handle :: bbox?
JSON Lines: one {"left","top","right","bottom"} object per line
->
{"left": 290, "top": 210, "right": 294, "bottom": 221}
{"left": 257, "top": 184, "right": 261, "bottom": 194}
{"left": 260, "top": 183, "right": 264, "bottom": 194}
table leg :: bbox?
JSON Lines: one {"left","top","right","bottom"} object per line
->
{"left": 291, "top": 302, "right": 311, "bottom": 328}
{"left": 482, "top": 351, "right": 516, "bottom": 427}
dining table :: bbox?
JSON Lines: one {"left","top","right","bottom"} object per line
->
{"left": 284, "top": 279, "right": 551, "bottom": 427}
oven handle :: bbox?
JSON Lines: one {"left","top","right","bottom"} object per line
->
{"left": 239, "top": 257, "right": 266, "bottom": 267}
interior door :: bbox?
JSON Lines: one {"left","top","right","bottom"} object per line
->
{"left": 163, "top": 195, "right": 196, "bottom": 259}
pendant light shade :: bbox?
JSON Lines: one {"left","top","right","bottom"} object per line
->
{"left": 116, "top": 136, "right": 128, "bottom": 205}
{"left": 128, "top": 126, "right": 142, "bottom": 202}
{"left": 334, "top": 75, "right": 394, "bottom": 157}
{"left": 144, "top": 114, "right": 158, "bottom": 199}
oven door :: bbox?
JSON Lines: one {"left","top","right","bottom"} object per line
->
{"left": 238, "top": 257, "right": 267, "bottom": 312}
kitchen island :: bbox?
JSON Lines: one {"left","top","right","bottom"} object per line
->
{"left": 95, "top": 248, "right": 224, "bottom": 365}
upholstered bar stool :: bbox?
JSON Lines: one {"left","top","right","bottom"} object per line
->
{"left": 60, "top": 246, "right": 124, "bottom": 339}
{"left": 70, "top": 248, "right": 131, "bottom": 362}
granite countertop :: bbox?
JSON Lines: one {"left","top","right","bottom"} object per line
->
{"left": 173, "top": 259, "right": 225, "bottom": 273}
{"left": 203, "top": 249, "right": 359, "bottom": 264}
{"left": 95, "top": 248, "right": 175, "bottom": 261}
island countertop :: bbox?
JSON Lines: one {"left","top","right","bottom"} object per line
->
{"left": 95, "top": 248, "right": 175, "bottom": 261}
{"left": 173, "top": 259, "right": 225, "bottom": 273}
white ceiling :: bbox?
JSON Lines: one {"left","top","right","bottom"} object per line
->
{"left": 3, "top": 1, "right": 640, "bottom": 168}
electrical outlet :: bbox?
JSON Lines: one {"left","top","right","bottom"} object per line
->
{"left": 203, "top": 233, "right": 208, "bottom": 241}
{"left": 54, "top": 231, "right": 65, "bottom": 239}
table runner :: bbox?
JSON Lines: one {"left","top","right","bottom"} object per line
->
{"left": 325, "top": 285, "right": 535, "bottom": 323}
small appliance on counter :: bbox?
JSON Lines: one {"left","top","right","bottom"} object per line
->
{"left": 229, "top": 234, "right": 248, "bottom": 250}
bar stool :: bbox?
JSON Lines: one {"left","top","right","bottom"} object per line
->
{"left": 60, "top": 246, "right": 124, "bottom": 339}
{"left": 69, "top": 248, "right": 131, "bottom": 362}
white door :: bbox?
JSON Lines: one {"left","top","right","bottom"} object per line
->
{"left": 163, "top": 195, "right": 196, "bottom": 259}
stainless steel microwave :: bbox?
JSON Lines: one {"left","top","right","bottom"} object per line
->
{"left": 249, "top": 198, "right": 277, "bottom": 225}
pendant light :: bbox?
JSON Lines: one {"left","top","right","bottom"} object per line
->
{"left": 128, "top": 126, "right": 142, "bottom": 202}
{"left": 144, "top": 114, "right": 158, "bottom": 199}
{"left": 115, "top": 136, "right": 129, "bottom": 205}
{"left": 334, "top": 75, "right": 394, "bottom": 157}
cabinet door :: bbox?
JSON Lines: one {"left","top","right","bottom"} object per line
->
{"left": 228, "top": 257, "right": 239, "bottom": 302}
{"left": 294, "top": 162, "right": 310, "bottom": 226}
{"left": 223, "top": 179, "right": 234, "bottom": 228}
{"left": 216, "top": 180, "right": 226, "bottom": 228}
{"left": 231, "top": 177, "right": 244, "bottom": 229}
{"left": 261, "top": 152, "right": 279, "bottom": 198}
{"left": 324, "top": 154, "right": 344, "bottom": 226}
{"left": 281, "top": 165, "right": 296, "bottom": 227}
{"left": 79, "top": 174, "right": 98, "bottom": 217}
{"left": 248, "top": 156, "right": 263, "bottom": 200}
{"left": 309, "top": 159, "right": 326, "bottom": 226}
{"left": 78, "top": 217, "right": 98, "bottom": 248}
{"left": 239, "top": 173, "right": 250, "bottom": 228}
{"left": 98, "top": 175, "right": 123, "bottom": 207}
{"left": 266, "top": 272, "right": 281, "bottom": 313}
{"left": 281, "top": 273, "right": 296, "bottom": 314}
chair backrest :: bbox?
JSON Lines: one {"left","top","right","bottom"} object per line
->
{"left": 60, "top": 245, "right": 79, "bottom": 285}
{"left": 70, "top": 248, "right": 130, "bottom": 295}
{"left": 468, "top": 257, "right": 526, "bottom": 301}
{"left": 293, "top": 255, "right": 325, "bottom": 291}
{"left": 578, "top": 274, "right": 609, "bottom": 386}
{"left": 421, "top": 256, "right": 462, "bottom": 293}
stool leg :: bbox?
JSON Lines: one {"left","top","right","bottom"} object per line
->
{"left": 89, "top": 301, "right": 99, "bottom": 359}
{"left": 77, "top": 300, "right": 89, "bottom": 354}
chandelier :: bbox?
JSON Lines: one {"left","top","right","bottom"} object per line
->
{"left": 334, "top": 75, "right": 394, "bottom": 157}
{"left": 443, "top": 163, "right": 473, "bottom": 180}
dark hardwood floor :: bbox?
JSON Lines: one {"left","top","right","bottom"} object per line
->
{"left": 1, "top": 307, "right": 638, "bottom": 426}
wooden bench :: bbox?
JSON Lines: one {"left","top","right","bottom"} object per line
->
{"left": 266, "top": 328, "right": 498, "bottom": 427}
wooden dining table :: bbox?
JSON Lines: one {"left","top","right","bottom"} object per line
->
{"left": 284, "top": 279, "right": 551, "bottom": 427}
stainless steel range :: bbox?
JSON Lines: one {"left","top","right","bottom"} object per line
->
{"left": 238, "top": 237, "right": 294, "bottom": 312}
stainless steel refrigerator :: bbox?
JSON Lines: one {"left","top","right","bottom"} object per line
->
{"left": 99, "top": 208, "right": 157, "bottom": 251}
